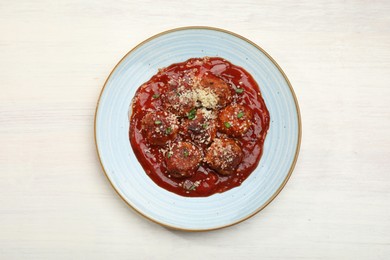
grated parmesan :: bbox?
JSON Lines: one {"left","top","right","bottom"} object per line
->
{"left": 195, "top": 88, "right": 219, "bottom": 109}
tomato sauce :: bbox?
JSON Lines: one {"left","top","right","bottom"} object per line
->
{"left": 129, "top": 57, "right": 270, "bottom": 197}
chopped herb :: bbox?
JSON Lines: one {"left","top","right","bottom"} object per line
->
{"left": 224, "top": 122, "right": 231, "bottom": 128}
{"left": 202, "top": 123, "right": 208, "bottom": 129}
{"left": 152, "top": 93, "right": 160, "bottom": 98}
{"left": 165, "top": 127, "right": 172, "bottom": 134}
{"left": 183, "top": 150, "right": 189, "bottom": 157}
{"left": 154, "top": 120, "right": 162, "bottom": 125}
{"left": 187, "top": 108, "right": 196, "bottom": 120}
{"left": 235, "top": 88, "right": 244, "bottom": 94}
{"left": 189, "top": 185, "right": 196, "bottom": 191}
{"left": 237, "top": 112, "right": 244, "bottom": 119}
{"left": 167, "top": 152, "right": 172, "bottom": 158}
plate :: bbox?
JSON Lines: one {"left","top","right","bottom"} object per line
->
{"left": 95, "top": 27, "right": 301, "bottom": 231}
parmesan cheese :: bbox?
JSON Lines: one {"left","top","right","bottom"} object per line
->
{"left": 200, "top": 108, "right": 216, "bottom": 120}
{"left": 195, "top": 88, "right": 219, "bottom": 109}
{"left": 172, "top": 76, "right": 220, "bottom": 110}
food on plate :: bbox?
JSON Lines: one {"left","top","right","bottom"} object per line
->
{"left": 182, "top": 108, "right": 217, "bottom": 146}
{"left": 218, "top": 104, "right": 253, "bottom": 137}
{"left": 166, "top": 141, "right": 202, "bottom": 178}
{"left": 141, "top": 111, "right": 179, "bottom": 146}
{"left": 129, "top": 57, "right": 270, "bottom": 197}
{"left": 205, "top": 138, "right": 243, "bottom": 175}
{"left": 199, "top": 74, "right": 233, "bottom": 108}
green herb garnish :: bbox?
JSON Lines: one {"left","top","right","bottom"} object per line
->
{"left": 154, "top": 120, "right": 162, "bottom": 125}
{"left": 235, "top": 88, "right": 244, "bottom": 94}
{"left": 152, "top": 93, "right": 160, "bottom": 99}
{"left": 189, "top": 185, "right": 196, "bottom": 191}
{"left": 202, "top": 123, "right": 208, "bottom": 129}
{"left": 187, "top": 108, "right": 196, "bottom": 120}
{"left": 167, "top": 152, "right": 172, "bottom": 158}
{"left": 165, "top": 127, "right": 172, "bottom": 134}
{"left": 183, "top": 150, "right": 189, "bottom": 157}
{"left": 237, "top": 112, "right": 244, "bottom": 119}
{"left": 224, "top": 122, "right": 231, "bottom": 128}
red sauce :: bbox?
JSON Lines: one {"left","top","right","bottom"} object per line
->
{"left": 129, "top": 57, "right": 270, "bottom": 197}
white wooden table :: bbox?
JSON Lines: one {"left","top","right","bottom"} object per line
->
{"left": 1, "top": 1, "right": 389, "bottom": 259}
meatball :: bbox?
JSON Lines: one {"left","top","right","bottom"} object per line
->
{"left": 218, "top": 104, "right": 253, "bottom": 137}
{"left": 183, "top": 108, "right": 217, "bottom": 145}
{"left": 141, "top": 111, "right": 179, "bottom": 146}
{"left": 163, "top": 86, "right": 197, "bottom": 117}
{"left": 205, "top": 138, "right": 243, "bottom": 175}
{"left": 166, "top": 142, "right": 202, "bottom": 178}
{"left": 199, "top": 74, "right": 232, "bottom": 108}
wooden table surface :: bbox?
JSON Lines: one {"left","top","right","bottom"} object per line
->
{"left": 1, "top": 0, "right": 389, "bottom": 259}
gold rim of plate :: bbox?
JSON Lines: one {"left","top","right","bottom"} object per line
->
{"left": 94, "top": 26, "right": 302, "bottom": 232}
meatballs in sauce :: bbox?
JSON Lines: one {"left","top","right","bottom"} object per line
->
{"left": 129, "top": 57, "right": 270, "bottom": 197}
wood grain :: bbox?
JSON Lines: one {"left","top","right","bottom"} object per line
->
{"left": 0, "top": 0, "right": 389, "bottom": 259}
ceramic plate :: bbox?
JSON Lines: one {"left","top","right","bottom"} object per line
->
{"left": 95, "top": 27, "right": 301, "bottom": 231}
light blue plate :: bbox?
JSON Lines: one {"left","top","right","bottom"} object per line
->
{"left": 95, "top": 27, "right": 301, "bottom": 231}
